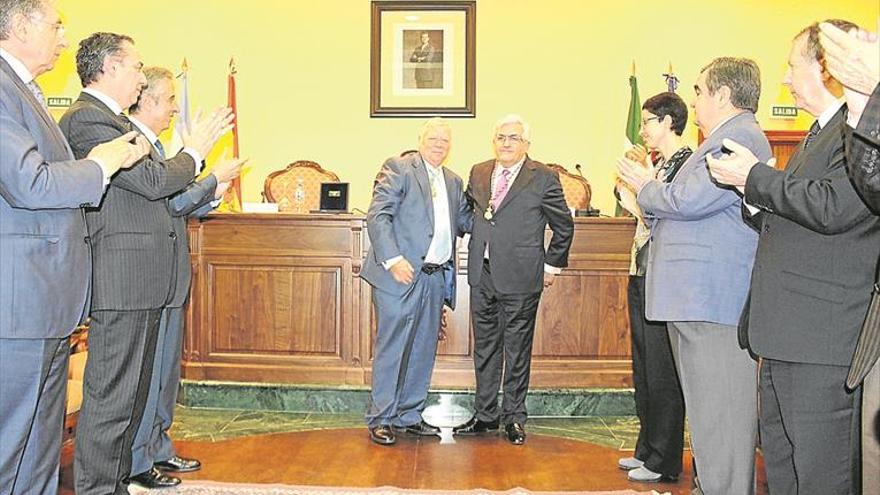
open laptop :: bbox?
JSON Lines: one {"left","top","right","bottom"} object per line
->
{"left": 311, "top": 182, "right": 349, "bottom": 214}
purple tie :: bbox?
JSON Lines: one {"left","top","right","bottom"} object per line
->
{"left": 492, "top": 169, "right": 511, "bottom": 210}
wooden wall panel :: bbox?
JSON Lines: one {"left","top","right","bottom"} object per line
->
{"left": 184, "top": 214, "right": 637, "bottom": 388}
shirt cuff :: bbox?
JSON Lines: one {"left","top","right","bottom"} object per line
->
{"left": 382, "top": 255, "right": 404, "bottom": 270}
{"left": 210, "top": 199, "right": 222, "bottom": 208}
{"left": 181, "top": 147, "right": 203, "bottom": 173}
{"left": 743, "top": 201, "right": 761, "bottom": 216}
{"left": 544, "top": 264, "right": 562, "bottom": 275}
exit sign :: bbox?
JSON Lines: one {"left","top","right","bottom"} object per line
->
{"left": 771, "top": 105, "right": 798, "bottom": 119}
{"left": 47, "top": 96, "right": 72, "bottom": 107}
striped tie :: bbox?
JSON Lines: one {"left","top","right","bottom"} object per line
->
{"left": 27, "top": 80, "right": 48, "bottom": 111}
{"left": 154, "top": 140, "right": 166, "bottom": 160}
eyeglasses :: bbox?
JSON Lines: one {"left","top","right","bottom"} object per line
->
{"left": 494, "top": 134, "right": 526, "bottom": 144}
{"left": 29, "top": 17, "right": 65, "bottom": 36}
{"left": 640, "top": 116, "right": 660, "bottom": 127}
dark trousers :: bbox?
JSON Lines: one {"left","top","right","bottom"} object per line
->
{"left": 627, "top": 276, "right": 685, "bottom": 476}
{"left": 366, "top": 270, "right": 445, "bottom": 428}
{"left": 75, "top": 309, "right": 161, "bottom": 495}
{"left": 131, "top": 306, "right": 185, "bottom": 475}
{"left": 0, "top": 337, "right": 68, "bottom": 495}
{"left": 471, "top": 260, "right": 542, "bottom": 425}
{"left": 760, "top": 359, "right": 862, "bottom": 495}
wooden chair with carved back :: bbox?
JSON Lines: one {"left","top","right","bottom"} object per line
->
{"left": 263, "top": 160, "right": 341, "bottom": 212}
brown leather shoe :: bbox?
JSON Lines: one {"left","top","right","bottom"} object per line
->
{"left": 155, "top": 455, "right": 201, "bottom": 473}
{"left": 127, "top": 467, "right": 181, "bottom": 489}
{"left": 369, "top": 425, "right": 396, "bottom": 445}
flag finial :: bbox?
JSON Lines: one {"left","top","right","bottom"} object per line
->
{"left": 228, "top": 57, "right": 237, "bottom": 75}
{"left": 631, "top": 60, "right": 636, "bottom": 77}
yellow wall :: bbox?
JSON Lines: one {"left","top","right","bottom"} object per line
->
{"left": 41, "top": 0, "right": 879, "bottom": 214}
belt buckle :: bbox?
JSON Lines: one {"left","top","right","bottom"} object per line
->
{"left": 421, "top": 263, "right": 442, "bottom": 274}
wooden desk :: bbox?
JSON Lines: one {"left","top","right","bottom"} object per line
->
{"left": 183, "top": 214, "right": 636, "bottom": 388}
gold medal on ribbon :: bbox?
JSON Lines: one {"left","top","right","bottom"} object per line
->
{"left": 484, "top": 206, "right": 493, "bottom": 220}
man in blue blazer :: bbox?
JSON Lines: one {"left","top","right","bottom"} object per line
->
{"left": 0, "top": 1, "right": 147, "bottom": 492}
{"left": 618, "top": 57, "right": 771, "bottom": 494}
{"left": 361, "top": 119, "right": 472, "bottom": 445}
{"left": 126, "top": 66, "right": 244, "bottom": 488}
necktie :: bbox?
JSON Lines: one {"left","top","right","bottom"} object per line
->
{"left": 26, "top": 80, "right": 48, "bottom": 111}
{"left": 154, "top": 140, "right": 166, "bottom": 159}
{"left": 803, "top": 120, "right": 820, "bottom": 149}
{"left": 491, "top": 169, "right": 511, "bottom": 210}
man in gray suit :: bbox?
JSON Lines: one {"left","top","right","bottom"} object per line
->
{"left": 361, "top": 118, "right": 472, "bottom": 445}
{"left": 453, "top": 115, "right": 574, "bottom": 445}
{"left": 618, "top": 58, "right": 771, "bottom": 494}
{"left": 709, "top": 21, "right": 879, "bottom": 495}
{"left": 126, "top": 66, "right": 244, "bottom": 487}
{"left": 0, "top": 1, "right": 148, "bottom": 492}
{"left": 59, "top": 33, "right": 233, "bottom": 495}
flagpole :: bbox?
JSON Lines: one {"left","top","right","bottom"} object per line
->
{"left": 227, "top": 57, "right": 242, "bottom": 210}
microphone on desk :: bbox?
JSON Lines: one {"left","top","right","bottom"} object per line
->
{"left": 571, "top": 164, "right": 600, "bottom": 217}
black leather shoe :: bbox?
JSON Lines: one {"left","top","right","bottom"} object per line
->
{"left": 394, "top": 420, "right": 440, "bottom": 436}
{"left": 369, "top": 425, "right": 396, "bottom": 445}
{"left": 155, "top": 455, "right": 201, "bottom": 473}
{"left": 452, "top": 416, "right": 499, "bottom": 435}
{"left": 505, "top": 422, "right": 526, "bottom": 445}
{"left": 127, "top": 467, "right": 181, "bottom": 489}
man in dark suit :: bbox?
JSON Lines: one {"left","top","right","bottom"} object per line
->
{"left": 126, "top": 66, "right": 244, "bottom": 487}
{"left": 453, "top": 114, "right": 574, "bottom": 445}
{"left": 0, "top": 3, "right": 148, "bottom": 492}
{"left": 820, "top": 20, "right": 880, "bottom": 495}
{"left": 59, "top": 33, "right": 233, "bottom": 495}
{"left": 361, "top": 118, "right": 472, "bottom": 445}
{"left": 708, "top": 21, "right": 880, "bottom": 495}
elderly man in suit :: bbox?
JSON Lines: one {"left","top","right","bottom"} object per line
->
{"left": 126, "top": 66, "right": 244, "bottom": 488}
{"left": 820, "top": 20, "right": 880, "bottom": 495}
{"left": 708, "top": 21, "right": 879, "bottom": 495}
{"left": 58, "top": 32, "right": 233, "bottom": 495}
{"left": 0, "top": 2, "right": 147, "bottom": 492}
{"left": 361, "top": 118, "right": 472, "bottom": 445}
{"left": 453, "top": 114, "right": 574, "bottom": 445}
{"left": 618, "top": 57, "right": 771, "bottom": 494}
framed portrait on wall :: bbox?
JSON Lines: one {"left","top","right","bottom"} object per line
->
{"left": 370, "top": 1, "right": 476, "bottom": 117}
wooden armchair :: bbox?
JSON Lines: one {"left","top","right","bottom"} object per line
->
{"left": 263, "top": 160, "right": 341, "bottom": 212}
{"left": 547, "top": 163, "right": 591, "bottom": 210}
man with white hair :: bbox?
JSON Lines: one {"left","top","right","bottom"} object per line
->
{"left": 361, "top": 118, "right": 472, "bottom": 445}
{"left": 453, "top": 115, "right": 573, "bottom": 445}
{"left": 0, "top": 1, "right": 148, "bottom": 492}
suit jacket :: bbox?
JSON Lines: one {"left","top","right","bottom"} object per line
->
{"left": 742, "top": 107, "right": 880, "bottom": 366}
{"left": 361, "top": 152, "right": 472, "bottom": 309}
{"left": 637, "top": 112, "right": 772, "bottom": 326}
{"left": 466, "top": 157, "right": 574, "bottom": 294}
{"left": 845, "top": 82, "right": 880, "bottom": 214}
{"left": 59, "top": 92, "right": 196, "bottom": 311}
{"left": 165, "top": 174, "right": 217, "bottom": 308}
{"left": 0, "top": 59, "right": 105, "bottom": 339}
{"left": 843, "top": 83, "right": 880, "bottom": 387}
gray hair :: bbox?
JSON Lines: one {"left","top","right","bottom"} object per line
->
{"left": 797, "top": 19, "right": 859, "bottom": 65}
{"left": 418, "top": 117, "right": 452, "bottom": 142}
{"left": 492, "top": 114, "right": 531, "bottom": 142}
{"left": 75, "top": 32, "right": 134, "bottom": 86}
{"left": 129, "top": 66, "right": 173, "bottom": 115}
{"left": 0, "top": 0, "right": 45, "bottom": 40}
{"left": 700, "top": 57, "right": 761, "bottom": 114}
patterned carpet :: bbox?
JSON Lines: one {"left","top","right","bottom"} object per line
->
{"left": 129, "top": 482, "right": 667, "bottom": 495}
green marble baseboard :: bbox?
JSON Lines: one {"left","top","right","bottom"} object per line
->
{"left": 179, "top": 381, "right": 635, "bottom": 417}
